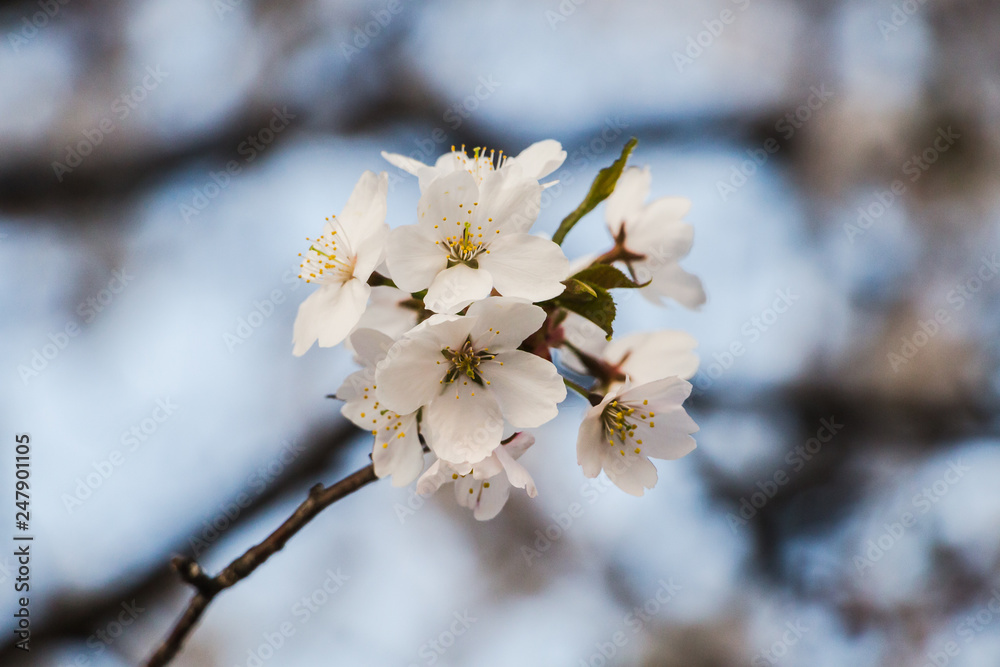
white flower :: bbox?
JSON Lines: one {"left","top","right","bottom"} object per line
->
{"left": 576, "top": 377, "right": 698, "bottom": 496}
{"left": 292, "top": 171, "right": 389, "bottom": 356}
{"left": 375, "top": 297, "right": 567, "bottom": 465}
{"left": 337, "top": 329, "right": 424, "bottom": 486}
{"left": 346, "top": 285, "right": 421, "bottom": 354}
{"left": 385, "top": 163, "right": 570, "bottom": 314}
{"left": 381, "top": 139, "right": 566, "bottom": 192}
{"left": 561, "top": 312, "right": 699, "bottom": 390}
{"left": 417, "top": 432, "right": 537, "bottom": 521}
{"left": 604, "top": 166, "right": 706, "bottom": 309}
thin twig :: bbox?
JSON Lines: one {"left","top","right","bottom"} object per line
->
{"left": 145, "top": 463, "right": 379, "bottom": 667}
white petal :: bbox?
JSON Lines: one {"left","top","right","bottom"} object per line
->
{"left": 432, "top": 149, "right": 467, "bottom": 173}
{"left": 352, "top": 223, "right": 389, "bottom": 283}
{"left": 408, "top": 315, "right": 474, "bottom": 351}
{"left": 423, "top": 263, "right": 494, "bottom": 314}
{"left": 502, "top": 431, "right": 536, "bottom": 460}
{"left": 349, "top": 286, "right": 418, "bottom": 346}
{"left": 576, "top": 397, "right": 613, "bottom": 478}
{"left": 340, "top": 171, "right": 388, "bottom": 244}
{"left": 481, "top": 351, "right": 566, "bottom": 428}
{"left": 347, "top": 328, "right": 395, "bottom": 369}
{"left": 374, "top": 334, "right": 447, "bottom": 415}
{"left": 630, "top": 413, "right": 697, "bottom": 462}
{"left": 605, "top": 330, "right": 699, "bottom": 384}
{"left": 473, "top": 167, "right": 542, "bottom": 234}
{"left": 417, "top": 169, "right": 480, "bottom": 235}
{"left": 624, "top": 218, "right": 694, "bottom": 262}
{"left": 472, "top": 478, "right": 512, "bottom": 520}
{"left": 477, "top": 233, "right": 569, "bottom": 302}
{"left": 508, "top": 139, "right": 566, "bottom": 180}
{"left": 495, "top": 445, "right": 537, "bottom": 498}
{"left": 471, "top": 452, "right": 503, "bottom": 480}
{"left": 339, "top": 372, "right": 387, "bottom": 430}
{"left": 620, "top": 376, "right": 693, "bottom": 407}
{"left": 603, "top": 448, "right": 658, "bottom": 497}
{"left": 638, "top": 262, "right": 707, "bottom": 310}
{"left": 380, "top": 151, "right": 429, "bottom": 177}
{"left": 335, "top": 369, "right": 371, "bottom": 411}
{"left": 385, "top": 225, "right": 448, "bottom": 293}
{"left": 455, "top": 474, "right": 512, "bottom": 521}
{"left": 466, "top": 297, "right": 547, "bottom": 351}
{"left": 643, "top": 195, "right": 692, "bottom": 221}
{"left": 605, "top": 166, "right": 650, "bottom": 233}
{"left": 416, "top": 459, "right": 450, "bottom": 495}
{"left": 618, "top": 379, "right": 698, "bottom": 462}
{"left": 423, "top": 380, "right": 503, "bottom": 465}
{"left": 372, "top": 412, "right": 425, "bottom": 487}
{"left": 291, "top": 279, "right": 369, "bottom": 356}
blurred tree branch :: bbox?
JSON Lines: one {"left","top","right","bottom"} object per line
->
{"left": 145, "top": 462, "right": 378, "bottom": 667}
{"left": 0, "top": 421, "right": 358, "bottom": 664}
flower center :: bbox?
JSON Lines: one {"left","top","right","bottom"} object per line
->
{"left": 451, "top": 144, "right": 509, "bottom": 184}
{"left": 441, "top": 336, "right": 496, "bottom": 386}
{"left": 602, "top": 400, "right": 637, "bottom": 445}
{"left": 298, "top": 223, "right": 355, "bottom": 284}
{"left": 445, "top": 222, "right": 487, "bottom": 266}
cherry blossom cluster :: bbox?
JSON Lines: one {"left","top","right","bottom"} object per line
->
{"left": 292, "top": 139, "right": 705, "bottom": 519}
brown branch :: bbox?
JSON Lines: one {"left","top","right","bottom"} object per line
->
{"left": 145, "top": 463, "right": 379, "bottom": 667}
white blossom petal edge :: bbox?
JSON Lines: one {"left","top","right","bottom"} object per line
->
{"left": 381, "top": 139, "right": 566, "bottom": 191}
{"left": 576, "top": 377, "right": 698, "bottom": 497}
{"left": 417, "top": 432, "right": 537, "bottom": 521}
{"left": 561, "top": 312, "right": 699, "bottom": 390}
{"left": 292, "top": 171, "right": 389, "bottom": 355}
{"left": 337, "top": 329, "right": 425, "bottom": 486}
{"left": 605, "top": 166, "right": 706, "bottom": 310}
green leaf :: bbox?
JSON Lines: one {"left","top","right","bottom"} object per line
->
{"left": 570, "top": 264, "right": 648, "bottom": 290}
{"left": 556, "top": 284, "right": 616, "bottom": 339}
{"left": 551, "top": 137, "right": 638, "bottom": 246}
{"left": 561, "top": 278, "right": 598, "bottom": 299}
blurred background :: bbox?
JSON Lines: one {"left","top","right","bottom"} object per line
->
{"left": 2, "top": 0, "right": 1000, "bottom": 665}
